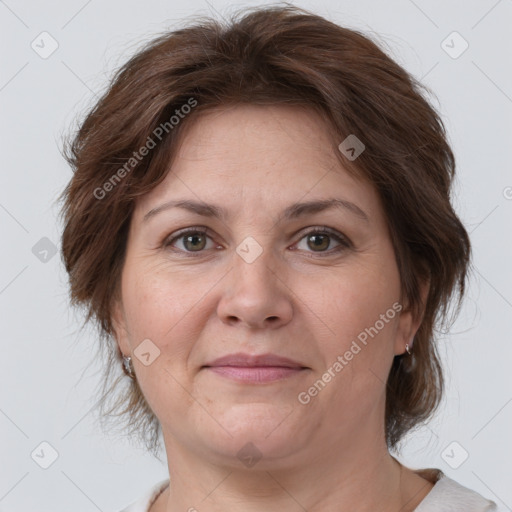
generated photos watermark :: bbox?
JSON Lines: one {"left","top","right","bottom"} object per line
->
{"left": 93, "top": 97, "right": 198, "bottom": 200}
{"left": 297, "top": 301, "right": 403, "bottom": 404}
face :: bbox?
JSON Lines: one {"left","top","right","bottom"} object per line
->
{"left": 113, "top": 105, "right": 420, "bottom": 470}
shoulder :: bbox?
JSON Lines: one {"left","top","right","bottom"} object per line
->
{"left": 414, "top": 469, "right": 498, "bottom": 512}
{"left": 117, "top": 479, "right": 170, "bottom": 512}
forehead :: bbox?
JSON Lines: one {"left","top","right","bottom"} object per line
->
{"left": 171, "top": 104, "right": 341, "bottom": 174}
{"left": 134, "top": 104, "right": 379, "bottom": 222}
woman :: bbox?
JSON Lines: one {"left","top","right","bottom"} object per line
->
{"left": 59, "top": 5, "right": 497, "bottom": 511}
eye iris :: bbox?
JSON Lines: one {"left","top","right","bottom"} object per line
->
{"left": 176, "top": 231, "right": 337, "bottom": 253}
{"left": 184, "top": 232, "right": 206, "bottom": 251}
{"left": 308, "top": 233, "right": 330, "bottom": 251}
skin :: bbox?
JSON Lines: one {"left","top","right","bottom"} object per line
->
{"left": 112, "top": 104, "right": 433, "bottom": 511}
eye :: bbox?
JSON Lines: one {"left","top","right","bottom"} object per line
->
{"left": 163, "top": 228, "right": 217, "bottom": 253}
{"left": 163, "top": 226, "right": 352, "bottom": 257}
{"left": 294, "top": 227, "right": 351, "bottom": 255}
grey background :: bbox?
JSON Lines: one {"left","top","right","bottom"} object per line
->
{"left": 1, "top": 0, "right": 511, "bottom": 511}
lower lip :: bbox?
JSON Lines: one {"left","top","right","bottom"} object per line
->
{"left": 205, "top": 366, "right": 306, "bottom": 383}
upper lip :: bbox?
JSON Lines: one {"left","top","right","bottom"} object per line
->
{"left": 203, "top": 353, "right": 308, "bottom": 368}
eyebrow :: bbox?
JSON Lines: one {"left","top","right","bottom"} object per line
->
{"left": 142, "top": 197, "right": 369, "bottom": 224}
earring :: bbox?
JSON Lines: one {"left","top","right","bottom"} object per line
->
{"left": 122, "top": 355, "right": 136, "bottom": 380}
{"left": 405, "top": 343, "right": 412, "bottom": 355}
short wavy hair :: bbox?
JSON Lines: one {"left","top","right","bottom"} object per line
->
{"left": 59, "top": 4, "right": 471, "bottom": 457}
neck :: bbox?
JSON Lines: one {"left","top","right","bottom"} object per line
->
{"left": 154, "top": 435, "right": 430, "bottom": 512}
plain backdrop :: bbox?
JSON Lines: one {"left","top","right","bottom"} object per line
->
{"left": 1, "top": 0, "right": 511, "bottom": 511}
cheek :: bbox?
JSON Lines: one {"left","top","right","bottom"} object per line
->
{"left": 120, "top": 267, "right": 201, "bottom": 374}
{"left": 120, "top": 269, "right": 204, "bottom": 413}
{"left": 122, "top": 260, "right": 202, "bottom": 336}
{"left": 317, "top": 256, "right": 401, "bottom": 365}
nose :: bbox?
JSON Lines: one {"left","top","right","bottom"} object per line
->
{"left": 216, "top": 245, "right": 294, "bottom": 330}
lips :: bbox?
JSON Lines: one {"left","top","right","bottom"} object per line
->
{"left": 203, "top": 353, "right": 307, "bottom": 369}
{"left": 202, "top": 353, "right": 309, "bottom": 383}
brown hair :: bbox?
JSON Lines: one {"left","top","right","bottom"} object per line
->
{"left": 58, "top": 4, "right": 471, "bottom": 456}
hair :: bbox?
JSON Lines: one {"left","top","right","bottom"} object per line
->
{"left": 58, "top": 4, "right": 471, "bottom": 456}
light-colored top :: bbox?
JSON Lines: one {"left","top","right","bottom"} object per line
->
{"left": 118, "top": 468, "right": 498, "bottom": 511}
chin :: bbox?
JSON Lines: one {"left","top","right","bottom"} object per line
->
{"left": 193, "top": 403, "right": 311, "bottom": 468}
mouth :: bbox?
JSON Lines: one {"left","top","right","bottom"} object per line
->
{"left": 202, "top": 353, "right": 310, "bottom": 383}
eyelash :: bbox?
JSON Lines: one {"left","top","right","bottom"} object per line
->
{"left": 162, "top": 226, "right": 352, "bottom": 258}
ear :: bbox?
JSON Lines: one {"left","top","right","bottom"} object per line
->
{"left": 393, "top": 278, "right": 430, "bottom": 356}
{"left": 111, "top": 298, "right": 131, "bottom": 356}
